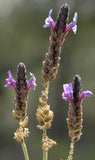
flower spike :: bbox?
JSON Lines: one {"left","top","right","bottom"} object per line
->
{"left": 43, "top": 9, "right": 55, "bottom": 31}
{"left": 43, "top": 8, "right": 78, "bottom": 35}
{"left": 5, "top": 63, "right": 36, "bottom": 122}
{"left": 42, "top": 4, "right": 69, "bottom": 83}
{"left": 5, "top": 70, "right": 16, "bottom": 90}
{"left": 62, "top": 75, "right": 92, "bottom": 143}
{"left": 65, "top": 12, "right": 78, "bottom": 34}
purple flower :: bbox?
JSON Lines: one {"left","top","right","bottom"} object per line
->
{"left": 5, "top": 71, "right": 36, "bottom": 91}
{"left": 62, "top": 83, "right": 92, "bottom": 104}
{"left": 43, "top": 9, "right": 55, "bottom": 31}
{"left": 65, "top": 12, "right": 78, "bottom": 34}
{"left": 43, "top": 8, "right": 78, "bottom": 35}
{"left": 27, "top": 72, "right": 36, "bottom": 90}
{"left": 80, "top": 91, "right": 92, "bottom": 101}
{"left": 4, "top": 70, "right": 16, "bottom": 90}
{"left": 62, "top": 83, "right": 73, "bottom": 104}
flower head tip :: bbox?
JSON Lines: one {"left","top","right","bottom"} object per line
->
{"left": 62, "top": 82, "right": 92, "bottom": 104}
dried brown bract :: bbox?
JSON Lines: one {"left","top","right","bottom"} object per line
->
{"left": 36, "top": 91, "right": 54, "bottom": 131}
{"left": 42, "top": 133, "right": 57, "bottom": 151}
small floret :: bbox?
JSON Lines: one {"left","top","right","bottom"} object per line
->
{"left": 4, "top": 70, "right": 16, "bottom": 90}
{"left": 27, "top": 72, "right": 36, "bottom": 90}
{"left": 43, "top": 9, "right": 55, "bottom": 31}
{"left": 65, "top": 12, "right": 78, "bottom": 34}
{"left": 62, "top": 83, "right": 73, "bottom": 104}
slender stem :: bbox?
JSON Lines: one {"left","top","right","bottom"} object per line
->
{"left": 19, "top": 118, "right": 29, "bottom": 160}
{"left": 45, "top": 81, "right": 49, "bottom": 96}
{"left": 43, "top": 150, "right": 48, "bottom": 160}
{"left": 42, "top": 81, "right": 49, "bottom": 160}
{"left": 67, "top": 136, "right": 75, "bottom": 160}
{"left": 19, "top": 119, "right": 23, "bottom": 137}
{"left": 22, "top": 142, "right": 29, "bottom": 160}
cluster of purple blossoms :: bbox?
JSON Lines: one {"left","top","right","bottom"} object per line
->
{"left": 43, "top": 9, "right": 77, "bottom": 34}
{"left": 5, "top": 70, "right": 36, "bottom": 91}
{"left": 62, "top": 83, "right": 92, "bottom": 104}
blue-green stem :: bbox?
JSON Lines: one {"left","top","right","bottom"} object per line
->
{"left": 43, "top": 150, "right": 48, "bottom": 160}
{"left": 21, "top": 142, "right": 29, "bottom": 160}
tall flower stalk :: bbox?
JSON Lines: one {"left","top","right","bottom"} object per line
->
{"left": 5, "top": 63, "right": 36, "bottom": 160}
{"left": 62, "top": 75, "right": 92, "bottom": 160}
{"left": 36, "top": 4, "right": 78, "bottom": 160}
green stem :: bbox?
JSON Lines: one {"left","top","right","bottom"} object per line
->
{"left": 21, "top": 142, "right": 29, "bottom": 160}
{"left": 67, "top": 136, "right": 75, "bottom": 160}
{"left": 45, "top": 81, "right": 49, "bottom": 96}
{"left": 42, "top": 81, "right": 49, "bottom": 160}
{"left": 43, "top": 150, "right": 48, "bottom": 160}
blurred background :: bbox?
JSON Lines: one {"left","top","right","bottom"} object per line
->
{"left": 0, "top": 0, "right": 95, "bottom": 159}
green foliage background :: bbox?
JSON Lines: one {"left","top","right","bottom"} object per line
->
{"left": 0, "top": 0, "right": 95, "bottom": 159}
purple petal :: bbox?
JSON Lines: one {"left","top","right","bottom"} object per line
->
{"left": 65, "top": 12, "right": 78, "bottom": 34}
{"left": 27, "top": 72, "right": 36, "bottom": 90}
{"left": 62, "top": 83, "right": 73, "bottom": 103}
{"left": 4, "top": 70, "right": 16, "bottom": 90}
{"left": 43, "top": 9, "right": 55, "bottom": 31}
{"left": 73, "top": 12, "right": 77, "bottom": 23}
{"left": 49, "top": 8, "right": 53, "bottom": 17}
{"left": 64, "top": 83, "right": 73, "bottom": 93}
{"left": 80, "top": 91, "right": 93, "bottom": 100}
